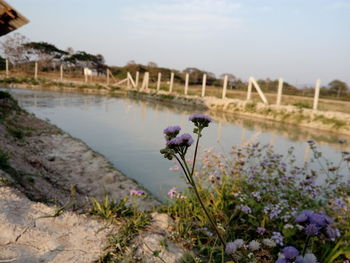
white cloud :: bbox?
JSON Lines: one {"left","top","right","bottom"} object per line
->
{"left": 120, "top": 0, "right": 241, "bottom": 36}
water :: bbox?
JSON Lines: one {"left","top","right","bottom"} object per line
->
{"left": 2, "top": 87, "right": 350, "bottom": 200}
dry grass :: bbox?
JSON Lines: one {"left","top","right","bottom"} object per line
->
{"left": 1, "top": 70, "right": 350, "bottom": 114}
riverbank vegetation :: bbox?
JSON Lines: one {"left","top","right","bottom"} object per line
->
{"left": 160, "top": 114, "right": 350, "bottom": 262}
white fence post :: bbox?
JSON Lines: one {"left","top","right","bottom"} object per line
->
{"left": 313, "top": 79, "right": 321, "bottom": 111}
{"left": 106, "top": 69, "right": 109, "bottom": 85}
{"left": 222, "top": 75, "right": 228, "bottom": 99}
{"left": 135, "top": 71, "right": 139, "bottom": 88}
{"left": 247, "top": 77, "right": 253, "bottom": 100}
{"left": 5, "top": 59, "right": 9, "bottom": 77}
{"left": 60, "top": 64, "right": 63, "bottom": 81}
{"left": 141, "top": 72, "right": 149, "bottom": 91}
{"left": 169, "top": 72, "right": 174, "bottom": 93}
{"left": 184, "top": 73, "right": 189, "bottom": 95}
{"left": 157, "top": 72, "right": 161, "bottom": 93}
{"left": 34, "top": 62, "right": 38, "bottom": 80}
{"left": 201, "top": 74, "right": 207, "bottom": 97}
{"left": 127, "top": 72, "right": 136, "bottom": 88}
{"left": 251, "top": 77, "right": 268, "bottom": 104}
{"left": 276, "top": 78, "right": 283, "bottom": 105}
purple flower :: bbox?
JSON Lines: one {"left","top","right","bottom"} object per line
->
{"left": 239, "top": 205, "right": 252, "bottom": 214}
{"left": 271, "top": 232, "right": 284, "bottom": 246}
{"left": 296, "top": 253, "right": 318, "bottom": 263}
{"left": 304, "top": 224, "right": 319, "bottom": 236}
{"left": 326, "top": 225, "right": 340, "bottom": 240}
{"left": 179, "top": 133, "right": 194, "bottom": 147}
{"left": 168, "top": 187, "right": 177, "bottom": 198}
{"left": 130, "top": 189, "right": 145, "bottom": 196}
{"left": 163, "top": 125, "right": 181, "bottom": 141}
{"left": 225, "top": 242, "right": 237, "bottom": 255}
{"left": 275, "top": 258, "right": 288, "bottom": 263}
{"left": 295, "top": 210, "right": 313, "bottom": 223}
{"left": 333, "top": 198, "right": 347, "bottom": 209}
{"left": 166, "top": 133, "right": 194, "bottom": 149}
{"left": 309, "top": 213, "right": 327, "bottom": 227}
{"left": 257, "top": 227, "right": 266, "bottom": 235}
{"left": 189, "top": 114, "right": 212, "bottom": 128}
{"left": 282, "top": 246, "right": 299, "bottom": 259}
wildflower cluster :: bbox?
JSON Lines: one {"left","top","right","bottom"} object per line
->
{"left": 164, "top": 133, "right": 350, "bottom": 262}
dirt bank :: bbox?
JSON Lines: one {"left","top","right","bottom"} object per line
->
{"left": 0, "top": 91, "right": 188, "bottom": 262}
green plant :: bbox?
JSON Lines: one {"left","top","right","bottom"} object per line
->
{"left": 90, "top": 196, "right": 134, "bottom": 220}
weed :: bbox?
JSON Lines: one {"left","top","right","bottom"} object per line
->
{"left": 90, "top": 196, "right": 134, "bottom": 220}
{"left": 293, "top": 102, "right": 312, "bottom": 109}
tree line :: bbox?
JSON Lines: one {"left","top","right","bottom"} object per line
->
{"left": 0, "top": 33, "right": 349, "bottom": 99}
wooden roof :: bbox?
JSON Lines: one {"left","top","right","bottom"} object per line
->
{"left": 0, "top": 0, "right": 29, "bottom": 36}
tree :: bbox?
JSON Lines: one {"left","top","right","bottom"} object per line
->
{"left": 147, "top": 61, "right": 158, "bottom": 68}
{"left": 64, "top": 51, "right": 106, "bottom": 75}
{"left": 23, "top": 41, "right": 67, "bottom": 69}
{"left": 328, "top": 80, "right": 348, "bottom": 98}
{"left": 0, "top": 32, "right": 29, "bottom": 64}
{"left": 220, "top": 73, "right": 237, "bottom": 89}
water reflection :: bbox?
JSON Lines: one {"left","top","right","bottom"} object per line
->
{"left": 2, "top": 87, "right": 349, "bottom": 200}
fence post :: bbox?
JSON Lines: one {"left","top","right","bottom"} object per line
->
{"left": 34, "top": 62, "right": 38, "bottom": 80}
{"left": 106, "top": 69, "right": 109, "bottom": 85}
{"left": 276, "top": 78, "right": 283, "bottom": 105}
{"left": 251, "top": 77, "right": 268, "bottom": 104}
{"left": 201, "top": 74, "right": 207, "bottom": 97}
{"left": 184, "top": 73, "right": 189, "bottom": 95}
{"left": 313, "top": 79, "right": 321, "bottom": 111}
{"left": 169, "top": 72, "right": 174, "bottom": 93}
{"left": 60, "top": 64, "right": 63, "bottom": 81}
{"left": 5, "top": 59, "right": 9, "bottom": 77}
{"left": 247, "top": 77, "right": 252, "bottom": 100}
{"left": 135, "top": 71, "right": 139, "bottom": 88}
{"left": 141, "top": 72, "right": 149, "bottom": 90}
{"left": 157, "top": 72, "right": 161, "bottom": 93}
{"left": 222, "top": 75, "right": 228, "bottom": 99}
{"left": 127, "top": 72, "right": 130, "bottom": 88}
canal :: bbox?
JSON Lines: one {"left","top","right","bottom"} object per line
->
{"left": 3, "top": 87, "right": 349, "bottom": 200}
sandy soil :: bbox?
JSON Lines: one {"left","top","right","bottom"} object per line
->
{"left": 0, "top": 92, "right": 173, "bottom": 263}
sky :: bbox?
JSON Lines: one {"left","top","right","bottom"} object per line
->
{"left": 7, "top": 0, "right": 350, "bottom": 86}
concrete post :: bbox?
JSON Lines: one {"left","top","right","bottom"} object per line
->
{"left": 34, "top": 62, "right": 38, "bottom": 80}
{"left": 247, "top": 77, "right": 252, "bottom": 100}
{"left": 157, "top": 72, "right": 161, "bottom": 93}
{"left": 184, "top": 73, "right": 189, "bottom": 95}
{"left": 222, "top": 75, "right": 228, "bottom": 99}
{"left": 251, "top": 77, "right": 268, "bottom": 104}
{"left": 141, "top": 72, "right": 149, "bottom": 90}
{"left": 313, "top": 79, "right": 321, "bottom": 111}
{"left": 135, "top": 71, "right": 139, "bottom": 88}
{"left": 127, "top": 72, "right": 130, "bottom": 89}
{"left": 201, "top": 74, "right": 207, "bottom": 97}
{"left": 5, "top": 59, "right": 9, "bottom": 77}
{"left": 84, "top": 70, "right": 88, "bottom": 83}
{"left": 60, "top": 64, "right": 63, "bottom": 81}
{"left": 169, "top": 72, "right": 174, "bottom": 93}
{"left": 276, "top": 78, "right": 283, "bottom": 105}
{"left": 106, "top": 69, "right": 109, "bottom": 85}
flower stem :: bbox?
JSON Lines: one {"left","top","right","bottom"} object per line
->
{"left": 302, "top": 236, "right": 311, "bottom": 256}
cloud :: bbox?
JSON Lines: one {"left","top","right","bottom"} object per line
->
{"left": 120, "top": 0, "right": 241, "bottom": 36}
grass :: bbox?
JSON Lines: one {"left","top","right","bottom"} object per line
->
{"left": 90, "top": 197, "right": 152, "bottom": 262}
